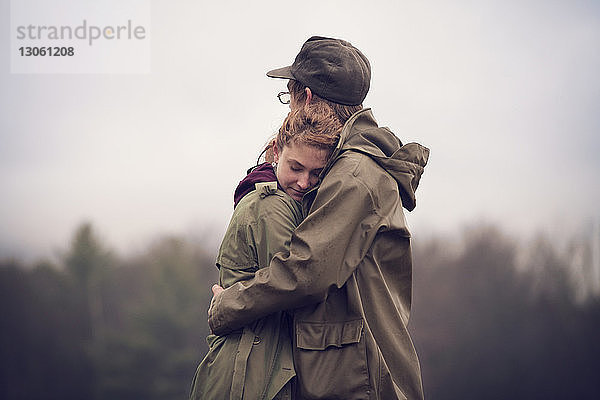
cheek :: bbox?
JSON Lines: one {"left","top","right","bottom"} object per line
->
{"left": 279, "top": 168, "right": 295, "bottom": 186}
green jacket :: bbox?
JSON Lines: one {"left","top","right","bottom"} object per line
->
{"left": 209, "top": 109, "right": 429, "bottom": 400}
{"left": 191, "top": 182, "right": 302, "bottom": 400}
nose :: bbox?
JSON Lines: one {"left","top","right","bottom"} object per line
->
{"left": 297, "top": 173, "right": 311, "bottom": 190}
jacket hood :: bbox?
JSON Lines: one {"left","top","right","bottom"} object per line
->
{"left": 331, "top": 109, "right": 429, "bottom": 211}
{"left": 233, "top": 162, "right": 278, "bottom": 208}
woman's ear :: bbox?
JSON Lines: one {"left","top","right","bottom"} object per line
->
{"left": 273, "top": 142, "right": 280, "bottom": 162}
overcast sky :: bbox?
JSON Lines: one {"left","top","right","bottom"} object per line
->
{"left": 1, "top": 0, "right": 599, "bottom": 261}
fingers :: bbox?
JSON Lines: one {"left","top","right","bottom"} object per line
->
{"left": 212, "top": 284, "right": 224, "bottom": 296}
{"left": 208, "top": 284, "right": 225, "bottom": 334}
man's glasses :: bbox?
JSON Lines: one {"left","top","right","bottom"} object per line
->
{"left": 277, "top": 91, "right": 291, "bottom": 105}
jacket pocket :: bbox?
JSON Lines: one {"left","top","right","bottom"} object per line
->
{"left": 295, "top": 319, "right": 371, "bottom": 399}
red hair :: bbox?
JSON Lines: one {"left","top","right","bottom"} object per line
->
{"left": 263, "top": 102, "right": 342, "bottom": 163}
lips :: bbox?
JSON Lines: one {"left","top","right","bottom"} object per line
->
{"left": 289, "top": 187, "right": 306, "bottom": 200}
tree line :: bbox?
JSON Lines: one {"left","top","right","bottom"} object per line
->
{"left": 410, "top": 225, "right": 600, "bottom": 399}
{"left": 1, "top": 222, "right": 599, "bottom": 399}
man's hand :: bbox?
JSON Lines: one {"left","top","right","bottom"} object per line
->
{"left": 208, "top": 284, "right": 225, "bottom": 333}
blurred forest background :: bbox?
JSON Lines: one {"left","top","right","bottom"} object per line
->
{"left": 1, "top": 221, "right": 599, "bottom": 399}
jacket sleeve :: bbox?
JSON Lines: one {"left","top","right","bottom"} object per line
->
{"left": 218, "top": 193, "right": 301, "bottom": 288}
{"left": 253, "top": 195, "right": 302, "bottom": 272}
{"left": 209, "top": 159, "right": 382, "bottom": 335}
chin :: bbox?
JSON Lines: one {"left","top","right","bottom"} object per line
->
{"left": 290, "top": 192, "right": 303, "bottom": 201}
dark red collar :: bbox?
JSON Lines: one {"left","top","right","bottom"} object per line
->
{"left": 233, "top": 163, "right": 279, "bottom": 208}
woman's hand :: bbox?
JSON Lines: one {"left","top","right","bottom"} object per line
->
{"left": 208, "top": 284, "right": 225, "bottom": 333}
{"left": 212, "top": 284, "right": 225, "bottom": 297}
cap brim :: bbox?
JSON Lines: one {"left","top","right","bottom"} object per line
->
{"left": 266, "top": 65, "right": 294, "bottom": 79}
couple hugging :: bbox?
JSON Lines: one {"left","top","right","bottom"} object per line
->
{"left": 191, "top": 36, "right": 429, "bottom": 400}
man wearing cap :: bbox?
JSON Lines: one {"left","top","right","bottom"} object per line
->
{"left": 209, "top": 36, "right": 428, "bottom": 399}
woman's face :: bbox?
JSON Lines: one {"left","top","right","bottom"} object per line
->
{"left": 274, "top": 141, "right": 329, "bottom": 202}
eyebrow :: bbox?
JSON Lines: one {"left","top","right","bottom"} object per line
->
{"left": 288, "top": 158, "right": 323, "bottom": 174}
{"left": 288, "top": 159, "right": 304, "bottom": 168}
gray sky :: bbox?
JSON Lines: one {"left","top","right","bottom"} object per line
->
{"left": 1, "top": 0, "right": 599, "bottom": 261}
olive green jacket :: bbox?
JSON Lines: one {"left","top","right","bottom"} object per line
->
{"left": 209, "top": 109, "right": 429, "bottom": 400}
{"left": 191, "top": 182, "right": 302, "bottom": 400}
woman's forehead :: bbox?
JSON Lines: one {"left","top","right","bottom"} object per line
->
{"left": 282, "top": 141, "right": 328, "bottom": 168}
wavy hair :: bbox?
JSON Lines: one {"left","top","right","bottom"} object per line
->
{"left": 261, "top": 102, "right": 343, "bottom": 163}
